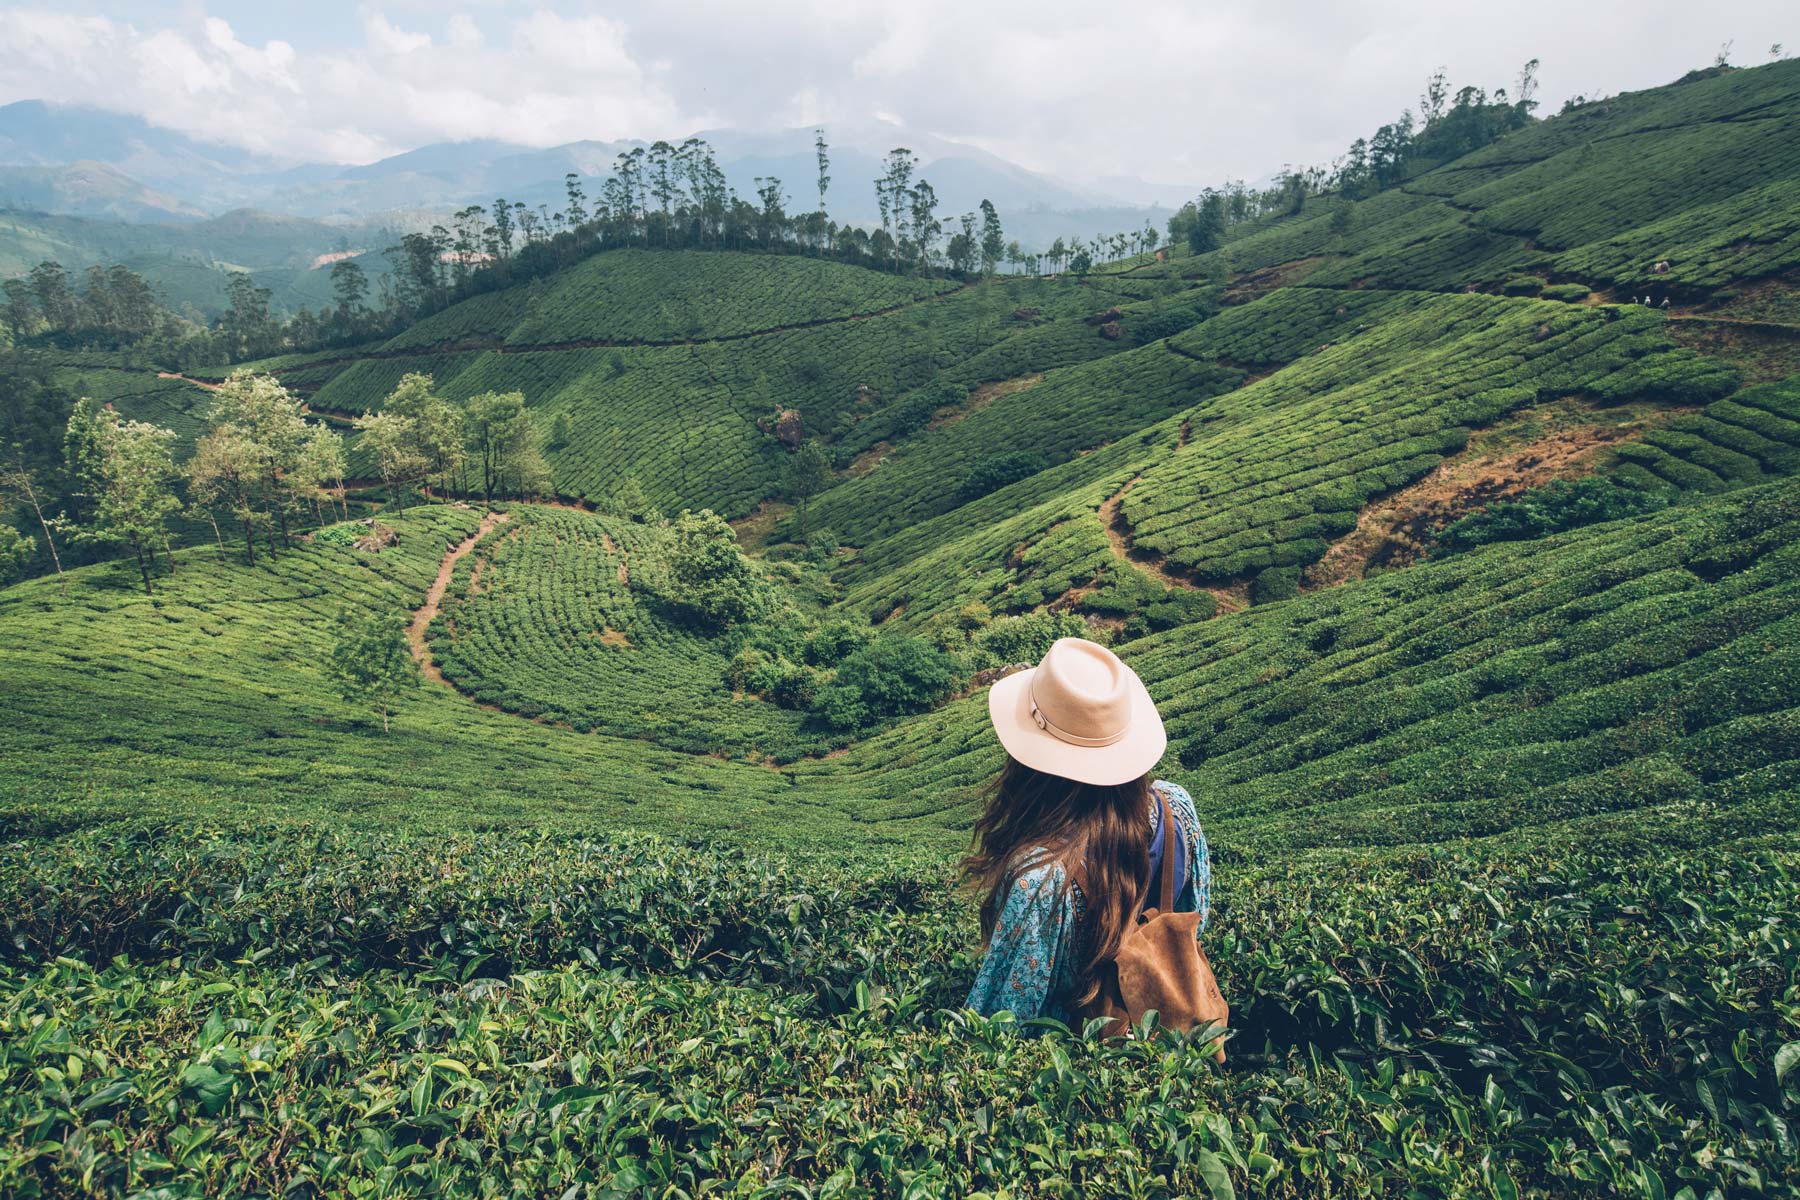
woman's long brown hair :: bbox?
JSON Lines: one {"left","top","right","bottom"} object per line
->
{"left": 960, "top": 756, "right": 1153, "bottom": 1008}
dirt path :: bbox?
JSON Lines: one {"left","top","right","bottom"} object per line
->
{"left": 1098, "top": 477, "right": 1247, "bottom": 612}
{"left": 157, "top": 371, "right": 222, "bottom": 391}
{"left": 185, "top": 282, "right": 978, "bottom": 384}
{"left": 408, "top": 510, "right": 510, "bottom": 685}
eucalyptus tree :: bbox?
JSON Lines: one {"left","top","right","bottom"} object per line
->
{"left": 64, "top": 399, "right": 182, "bottom": 594}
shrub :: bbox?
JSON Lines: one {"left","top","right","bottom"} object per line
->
{"left": 804, "top": 527, "right": 840, "bottom": 562}
{"left": 1540, "top": 283, "right": 1592, "bottom": 302}
{"left": 1145, "top": 590, "right": 1218, "bottom": 630}
{"left": 957, "top": 452, "right": 1048, "bottom": 503}
{"left": 1435, "top": 476, "right": 1670, "bottom": 552}
{"left": 660, "top": 509, "right": 771, "bottom": 629}
{"left": 1250, "top": 566, "right": 1301, "bottom": 604}
{"left": 811, "top": 636, "right": 959, "bottom": 730}
{"left": 1502, "top": 276, "right": 1547, "bottom": 296}
{"left": 968, "top": 611, "right": 1095, "bottom": 670}
{"left": 804, "top": 620, "right": 872, "bottom": 667}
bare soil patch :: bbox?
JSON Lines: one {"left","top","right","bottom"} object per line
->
{"left": 1665, "top": 314, "right": 1800, "bottom": 384}
{"left": 1303, "top": 400, "right": 1692, "bottom": 589}
{"left": 729, "top": 499, "right": 794, "bottom": 551}
{"left": 845, "top": 442, "right": 894, "bottom": 477}
{"left": 1222, "top": 256, "right": 1337, "bottom": 305}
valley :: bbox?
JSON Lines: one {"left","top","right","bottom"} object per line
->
{"left": 1, "top": 52, "right": 1799, "bottom": 1200}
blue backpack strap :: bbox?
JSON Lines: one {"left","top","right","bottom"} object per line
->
{"left": 1144, "top": 784, "right": 1187, "bottom": 912}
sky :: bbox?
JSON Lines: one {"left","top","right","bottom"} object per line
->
{"left": 0, "top": 1, "right": 1792, "bottom": 192}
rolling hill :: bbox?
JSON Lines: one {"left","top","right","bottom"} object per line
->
{"left": 2, "top": 56, "right": 1799, "bottom": 1200}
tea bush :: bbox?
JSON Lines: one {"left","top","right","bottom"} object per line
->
{"left": 1434, "top": 475, "right": 1671, "bottom": 550}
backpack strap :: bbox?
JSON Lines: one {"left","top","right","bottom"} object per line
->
{"left": 1065, "top": 789, "right": 1182, "bottom": 914}
{"left": 1153, "top": 789, "right": 1177, "bottom": 914}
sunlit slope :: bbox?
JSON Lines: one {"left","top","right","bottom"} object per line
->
{"left": 826, "top": 289, "right": 1735, "bottom": 626}
{"left": 793, "top": 478, "right": 1800, "bottom": 855}
{"left": 6, "top": 478, "right": 1795, "bottom": 858}
{"left": 1140, "top": 57, "right": 1800, "bottom": 297}
{"left": 0, "top": 508, "right": 852, "bottom": 845}
{"left": 384, "top": 250, "right": 959, "bottom": 349}
{"left": 425, "top": 506, "right": 824, "bottom": 758}
{"left": 303, "top": 263, "right": 1188, "bottom": 512}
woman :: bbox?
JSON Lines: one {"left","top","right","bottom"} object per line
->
{"left": 964, "top": 636, "right": 1210, "bottom": 1025}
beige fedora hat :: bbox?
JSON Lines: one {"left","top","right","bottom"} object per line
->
{"left": 987, "top": 637, "right": 1166, "bottom": 786}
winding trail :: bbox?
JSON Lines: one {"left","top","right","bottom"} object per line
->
{"left": 409, "top": 510, "right": 510, "bottom": 685}
{"left": 1098, "top": 476, "right": 1247, "bottom": 612}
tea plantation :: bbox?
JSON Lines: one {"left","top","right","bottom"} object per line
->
{"left": 4, "top": 54, "right": 1800, "bottom": 1200}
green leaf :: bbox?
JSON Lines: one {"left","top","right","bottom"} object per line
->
{"left": 1194, "top": 1148, "right": 1235, "bottom": 1200}
{"left": 1775, "top": 1041, "right": 1800, "bottom": 1084}
{"left": 180, "top": 1063, "right": 233, "bottom": 1117}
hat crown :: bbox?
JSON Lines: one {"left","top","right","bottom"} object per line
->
{"left": 1030, "top": 638, "right": 1130, "bottom": 746}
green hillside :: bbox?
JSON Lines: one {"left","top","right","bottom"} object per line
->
{"left": 0, "top": 208, "right": 390, "bottom": 319}
{"left": 4, "top": 55, "right": 1800, "bottom": 1200}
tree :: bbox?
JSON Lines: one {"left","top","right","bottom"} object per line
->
{"left": 979, "top": 200, "right": 1005, "bottom": 275}
{"left": 327, "top": 608, "right": 418, "bottom": 733}
{"left": 661, "top": 508, "right": 770, "bottom": 628}
{"left": 187, "top": 424, "right": 265, "bottom": 563}
{"left": 564, "top": 172, "right": 588, "bottom": 226}
{"left": 1, "top": 450, "right": 65, "bottom": 595}
{"left": 814, "top": 128, "right": 831, "bottom": 219}
{"left": 1515, "top": 57, "right": 1540, "bottom": 113}
{"left": 784, "top": 440, "right": 833, "bottom": 536}
{"left": 356, "top": 412, "right": 427, "bottom": 510}
{"left": 296, "top": 425, "right": 349, "bottom": 523}
{"left": 220, "top": 272, "right": 274, "bottom": 360}
{"left": 811, "top": 636, "right": 958, "bottom": 729}
{"left": 329, "top": 259, "right": 368, "bottom": 338}
{"left": 550, "top": 412, "right": 573, "bottom": 448}
{"left": 64, "top": 399, "right": 182, "bottom": 594}
{"left": 609, "top": 475, "right": 659, "bottom": 523}
{"left": 27, "top": 261, "right": 77, "bottom": 331}
{"left": 1420, "top": 67, "right": 1450, "bottom": 127}
{"left": 465, "top": 390, "right": 550, "bottom": 501}
{"left": 192, "top": 372, "right": 318, "bottom": 556}
{"left": 362, "top": 373, "right": 466, "bottom": 501}
{"left": 0, "top": 522, "right": 34, "bottom": 587}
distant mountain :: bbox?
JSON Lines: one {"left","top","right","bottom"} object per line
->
{"left": 0, "top": 206, "right": 396, "bottom": 319}
{"left": 0, "top": 162, "right": 208, "bottom": 222}
{"left": 0, "top": 101, "right": 1186, "bottom": 248}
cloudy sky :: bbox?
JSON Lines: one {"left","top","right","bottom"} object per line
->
{"left": 1, "top": 1, "right": 1791, "bottom": 190}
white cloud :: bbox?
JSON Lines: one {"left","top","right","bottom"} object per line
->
{"left": 0, "top": 6, "right": 692, "bottom": 162}
{"left": 0, "top": 0, "right": 1792, "bottom": 188}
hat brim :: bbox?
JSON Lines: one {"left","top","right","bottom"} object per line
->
{"left": 987, "top": 662, "right": 1167, "bottom": 787}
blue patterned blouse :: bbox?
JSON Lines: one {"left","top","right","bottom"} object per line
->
{"left": 966, "top": 779, "right": 1211, "bottom": 1026}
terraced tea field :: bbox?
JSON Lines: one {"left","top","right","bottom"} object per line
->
{"left": 5, "top": 52, "right": 1800, "bottom": 1200}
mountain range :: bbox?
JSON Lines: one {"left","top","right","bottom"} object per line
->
{"left": 0, "top": 100, "right": 1190, "bottom": 236}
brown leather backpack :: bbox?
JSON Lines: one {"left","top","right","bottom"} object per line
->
{"left": 1068, "top": 791, "right": 1229, "bottom": 1060}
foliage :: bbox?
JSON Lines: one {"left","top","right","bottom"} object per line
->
{"left": 0, "top": 523, "right": 34, "bottom": 587}
{"left": 812, "top": 635, "right": 960, "bottom": 730}
{"left": 957, "top": 450, "right": 1049, "bottom": 503}
{"left": 62, "top": 397, "right": 182, "bottom": 594}
{"left": 804, "top": 618, "right": 872, "bottom": 666}
{"left": 1250, "top": 565, "right": 1301, "bottom": 604}
{"left": 660, "top": 508, "right": 771, "bottom": 629}
{"left": 326, "top": 607, "right": 419, "bottom": 733}
{"left": 1435, "top": 475, "right": 1671, "bottom": 550}
{"left": 966, "top": 610, "right": 1097, "bottom": 670}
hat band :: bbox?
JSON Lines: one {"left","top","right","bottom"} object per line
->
{"left": 1029, "top": 690, "right": 1127, "bottom": 748}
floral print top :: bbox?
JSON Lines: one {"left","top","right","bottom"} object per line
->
{"left": 965, "top": 780, "right": 1211, "bottom": 1026}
